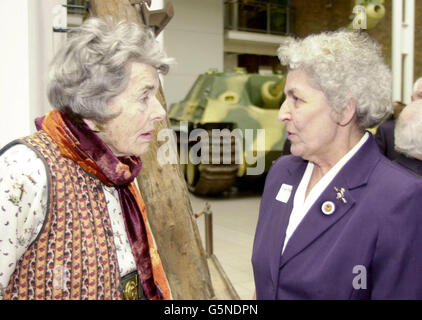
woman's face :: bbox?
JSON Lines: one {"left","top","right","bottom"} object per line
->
{"left": 94, "top": 62, "right": 166, "bottom": 158}
{"left": 279, "top": 69, "right": 340, "bottom": 162}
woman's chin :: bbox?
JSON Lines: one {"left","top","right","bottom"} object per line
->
{"left": 289, "top": 145, "right": 302, "bottom": 158}
{"left": 133, "top": 144, "right": 151, "bottom": 157}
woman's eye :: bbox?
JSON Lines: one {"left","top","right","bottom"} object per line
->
{"left": 292, "top": 95, "right": 304, "bottom": 104}
{"left": 140, "top": 96, "right": 149, "bottom": 103}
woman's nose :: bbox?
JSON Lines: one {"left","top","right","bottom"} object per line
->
{"left": 278, "top": 99, "right": 291, "bottom": 122}
{"left": 151, "top": 96, "right": 167, "bottom": 122}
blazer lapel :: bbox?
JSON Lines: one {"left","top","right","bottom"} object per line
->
{"left": 279, "top": 134, "right": 381, "bottom": 269}
{"left": 279, "top": 175, "right": 355, "bottom": 268}
{"left": 268, "top": 158, "right": 307, "bottom": 287}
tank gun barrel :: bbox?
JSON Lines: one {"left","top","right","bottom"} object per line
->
{"left": 261, "top": 76, "right": 286, "bottom": 109}
{"left": 269, "top": 78, "right": 285, "bottom": 97}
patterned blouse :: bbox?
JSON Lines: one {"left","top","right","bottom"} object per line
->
{"left": 0, "top": 145, "right": 137, "bottom": 299}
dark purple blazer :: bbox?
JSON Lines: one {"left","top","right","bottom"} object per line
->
{"left": 252, "top": 135, "right": 422, "bottom": 299}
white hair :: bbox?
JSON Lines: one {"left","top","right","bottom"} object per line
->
{"left": 413, "top": 77, "right": 422, "bottom": 93}
{"left": 48, "top": 16, "right": 173, "bottom": 123}
{"left": 395, "top": 100, "right": 422, "bottom": 158}
{"left": 277, "top": 29, "right": 392, "bottom": 129}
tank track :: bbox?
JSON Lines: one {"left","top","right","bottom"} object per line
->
{"left": 188, "top": 164, "right": 238, "bottom": 195}
{"left": 178, "top": 127, "right": 239, "bottom": 196}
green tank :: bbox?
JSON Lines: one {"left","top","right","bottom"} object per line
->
{"left": 168, "top": 68, "right": 287, "bottom": 195}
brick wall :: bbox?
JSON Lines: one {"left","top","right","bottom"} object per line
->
{"left": 291, "top": 0, "right": 351, "bottom": 37}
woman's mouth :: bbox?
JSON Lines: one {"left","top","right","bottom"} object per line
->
{"left": 140, "top": 130, "right": 154, "bottom": 140}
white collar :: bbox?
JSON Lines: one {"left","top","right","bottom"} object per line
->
{"left": 301, "top": 132, "right": 369, "bottom": 207}
{"left": 282, "top": 132, "right": 369, "bottom": 254}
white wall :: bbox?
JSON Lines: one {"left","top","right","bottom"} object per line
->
{"left": 0, "top": 0, "right": 65, "bottom": 149}
{"left": 0, "top": 1, "right": 32, "bottom": 149}
{"left": 162, "top": 0, "right": 224, "bottom": 107}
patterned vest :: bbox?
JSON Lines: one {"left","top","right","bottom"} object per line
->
{"left": 3, "top": 131, "right": 124, "bottom": 299}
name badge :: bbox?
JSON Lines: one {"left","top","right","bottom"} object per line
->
{"left": 276, "top": 184, "right": 293, "bottom": 203}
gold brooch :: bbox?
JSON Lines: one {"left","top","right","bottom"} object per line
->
{"left": 123, "top": 277, "right": 139, "bottom": 300}
{"left": 334, "top": 186, "right": 347, "bottom": 204}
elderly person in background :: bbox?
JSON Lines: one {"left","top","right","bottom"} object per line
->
{"left": 375, "top": 77, "right": 422, "bottom": 162}
{"left": 393, "top": 100, "right": 422, "bottom": 176}
{"left": 252, "top": 29, "right": 422, "bottom": 299}
{"left": 0, "top": 17, "right": 172, "bottom": 300}
{"left": 412, "top": 77, "right": 422, "bottom": 101}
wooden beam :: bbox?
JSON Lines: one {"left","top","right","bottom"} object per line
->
{"left": 90, "top": 0, "right": 215, "bottom": 300}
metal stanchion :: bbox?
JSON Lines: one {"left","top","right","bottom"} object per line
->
{"left": 194, "top": 201, "right": 213, "bottom": 257}
{"left": 193, "top": 201, "right": 240, "bottom": 299}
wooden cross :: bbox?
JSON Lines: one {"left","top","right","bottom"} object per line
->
{"left": 129, "top": 0, "right": 174, "bottom": 36}
{"left": 89, "top": 0, "right": 215, "bottom": 300}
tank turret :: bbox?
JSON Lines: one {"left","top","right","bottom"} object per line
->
{"left": 168, "top": 68, "right": 287, "bottom": 195}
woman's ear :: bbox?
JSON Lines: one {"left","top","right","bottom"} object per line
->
{"left": 338, "top": 97, "right": 357, "bottom": 127}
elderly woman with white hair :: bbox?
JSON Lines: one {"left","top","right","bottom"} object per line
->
{"left": 252, "top": 29, "right": 422, "bottom": 299}
{"left": 0, "top": 17, "right": 172, "bottom": 300}
{"left": 393, "top": 99, "right": 422, "bottom": 176}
